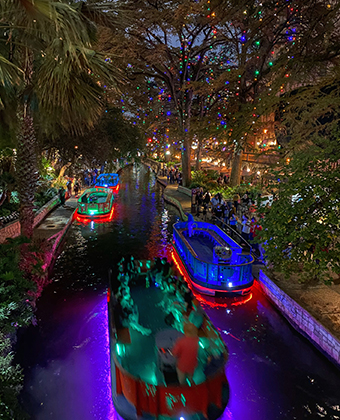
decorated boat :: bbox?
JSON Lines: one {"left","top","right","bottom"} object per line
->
{"left": 95, "top": 173, "right": 120, "bottom": 191}
{"left": 108, "top": 265, "right": 229, "bottom": 420}
{"left": 172, "top": 220, "right": 254, "bottom": 296}
{"left": 76, "top": 187, "right": 114, "bottom": 219}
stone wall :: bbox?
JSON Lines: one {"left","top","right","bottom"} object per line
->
{"left": 163, "top": 192, "right": 188, "bottom": 222}
{"left": 33, "top": 195, "right": 60, "bottom": 228}
{"left": 258, "top": 270, "right": 340, "bottom": 366}
{"left": 0, "top": 195, "right": 60, "bottom": 243}
{"left": 142, "top": 158, "right": 162, "bottom": 173}
{"left": 0, "top": 220, "right": 21, "bottom": 243}
{"left": 42, "top": 209, "right": 76, "bottom": 272}
{"left": 177, "top": 186, "right": 191, "bottom": 197}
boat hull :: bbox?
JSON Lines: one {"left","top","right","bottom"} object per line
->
{"left": 172, "top": 246, "right": 253, "bottom": 297}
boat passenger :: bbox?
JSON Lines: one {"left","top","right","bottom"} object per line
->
{"left": 146, "top": 257, "right": 162, "bottom": 285}
{"left": 172, "top": 323, "right": 199, "bottom": 385}
{"left": 119, "top": 290, "right": 151, "bottom": 336}
{"left": 187, "top": 213, "right": 195, "bottom": 238}
{"left": 156, "top": 258, "right": 172, "bottom": 288}
{"left": 178, "top": 282, "right": 194, "bottom": 313}
{"left": 126, "top": 255, "right": 138, "bottom": 282}
{"left": 81, "top": 193, "right": 88, "bottom": 203}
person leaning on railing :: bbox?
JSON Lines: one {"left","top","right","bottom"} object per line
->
{"left": 229, "top": 208, "right": 238, "bottom": 230}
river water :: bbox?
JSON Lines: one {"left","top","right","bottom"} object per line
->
{"left": 17, "top": 165, "right": 340, "bottom": 420}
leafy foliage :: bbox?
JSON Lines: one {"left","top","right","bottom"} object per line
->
{"left": 0, "top": 238, "right": 35, "bottom": 419}
{"left": 258, "top": 138, "right": 340, "bottom": 283}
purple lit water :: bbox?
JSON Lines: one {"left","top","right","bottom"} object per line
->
{"left": 17, "top": 165, "right": 340, "bottom": 420}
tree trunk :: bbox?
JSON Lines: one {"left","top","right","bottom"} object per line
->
{"left": 56, "top": 162, "right": 71, "bottom": 182}
{"left": 16, "top": 111, "right": 38, "bottom": 238}
{"left": 229, "top": 149, "right": 243, "bottom": 187}
{"left": 195, "top": 138, "right": 202, "bottom": 171}
{"left": 0, "top": 190, "right": 7, "bottom": 207}
{"left": 181, "top": 136, "right": 191, "bottom": 187}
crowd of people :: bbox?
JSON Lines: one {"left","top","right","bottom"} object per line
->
{"left": 194, "top": 188, "right": 263, "bottom": 245}
{"left": 114, "top": 255, "right": 196, "bottom": 335}
{"left": 161, "top": 166, "right": 182, "bottom": 185}
{"left": 112, "top": 255, "right": 223, "bottom": 385}
{"left": 57, "top": 167, "right": 102, "bottom": 207}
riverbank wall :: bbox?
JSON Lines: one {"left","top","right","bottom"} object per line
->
{"left": 0, "top": 195, "right": 60, "bottom": 243}
{"left": 256, "top": 271, "right": 340, "bottom": 367}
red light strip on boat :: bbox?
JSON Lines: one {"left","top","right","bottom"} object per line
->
{"left": 171, "top": 248, "right": 253, "bottom": 308}
{"left": 74, "top": 205, "right": 115, "bottom": 224}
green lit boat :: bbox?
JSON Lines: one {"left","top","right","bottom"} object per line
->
{"left": 108, "top": 267, "right": 229, "bottom": 420}
{"left": 76, "top": 187, "right": 114, "bottom": 218}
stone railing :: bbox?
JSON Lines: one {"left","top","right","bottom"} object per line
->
{"left": 0, "top": 220, "right": 21, "bottom": 243}
{"left": 0, "top": 195, "right": 60, "bottom": 243}
{"left": 257, "top": 270, "right": 340, "bottom": 366}
{"left": 177, "top": 185, "right": 191, "bottom": 197}
{"left": 162, "top": 192, "right": 188, "bottom": 222}
{"left": 33, "top": 195, "right": 60, "bottom": 228}
{"left": 142, "top": 157, "right": 162, "bottom": 173}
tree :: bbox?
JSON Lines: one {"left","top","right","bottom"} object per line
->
{"left": 102, "top": 0, "right": 340, "bottom": 186}
{"left": 74, "top": 106, "right": 145, "bottom": 165}
{"left": 0, "top": 0, "right": 116, "bottom": 238}
{"left": 102, "top": 0, "right": 237, "bottom": 186}
{"left": 258, "top": 137, "right": 340, "bottom": 283}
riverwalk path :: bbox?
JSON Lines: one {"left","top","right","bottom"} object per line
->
{"left": 33, "top": 196, "right": 78, "bottom": 241}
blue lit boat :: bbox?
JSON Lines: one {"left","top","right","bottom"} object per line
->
{"left": 107, "top": 273, "right": 229, "bottom": 420}
{"left": 172, "top": 221, "right": 254, "bottom": 296}
{"left": 95, "top": 173, "right": 120, "bottom": 191}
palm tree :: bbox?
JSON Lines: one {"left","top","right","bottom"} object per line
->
{"left": 0, "top": 0, "right": 117, "bottom": 238}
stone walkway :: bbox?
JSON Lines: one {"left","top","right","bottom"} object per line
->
{"left": 33, "top": 194, "right": 80, "bottom": 241}
{"left": 156, "top": 176, "right": 340, "bottom": 348}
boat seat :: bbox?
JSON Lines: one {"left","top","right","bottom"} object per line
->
{"left": 198, "top": 229, "right": 229, "bottom": 248}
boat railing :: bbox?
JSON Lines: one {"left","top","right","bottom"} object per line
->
{"left": 107, "top": 273, "right": 228, "bottom": 385}
{"left": 211, "top": 216, "right": 252, "bottom": 254}
{"left": 78, "top": 201, "right": 112, "bottom": 214}
{"left": 173, "top": 223, "right": 253, "bottom": 288}
{"left": 78, "top": 189, "right": 113, "bottom": 215}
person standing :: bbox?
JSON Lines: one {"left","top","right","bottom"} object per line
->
{"left": 59, "top": 187, "right": 66, "bottom": 207}
{"left": 172, "top": 323, "right": 199, "bottom": 385}
{"left": 169, "top": 170, "right": 174, "bottom": 185}
{"left": 241, "top": 214, "right": 251, "bottom": 242}
{"left": 233, "top": 192, "right": 240, "bottom": 213}
{"left": 74, "top": 181, "right": 80, "bottom": 198}
{"left": 229, "top": 208, "right": 237, "bottom": 230}
{"left": 66, "top": 179, "right": 72, "bottom": 198}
